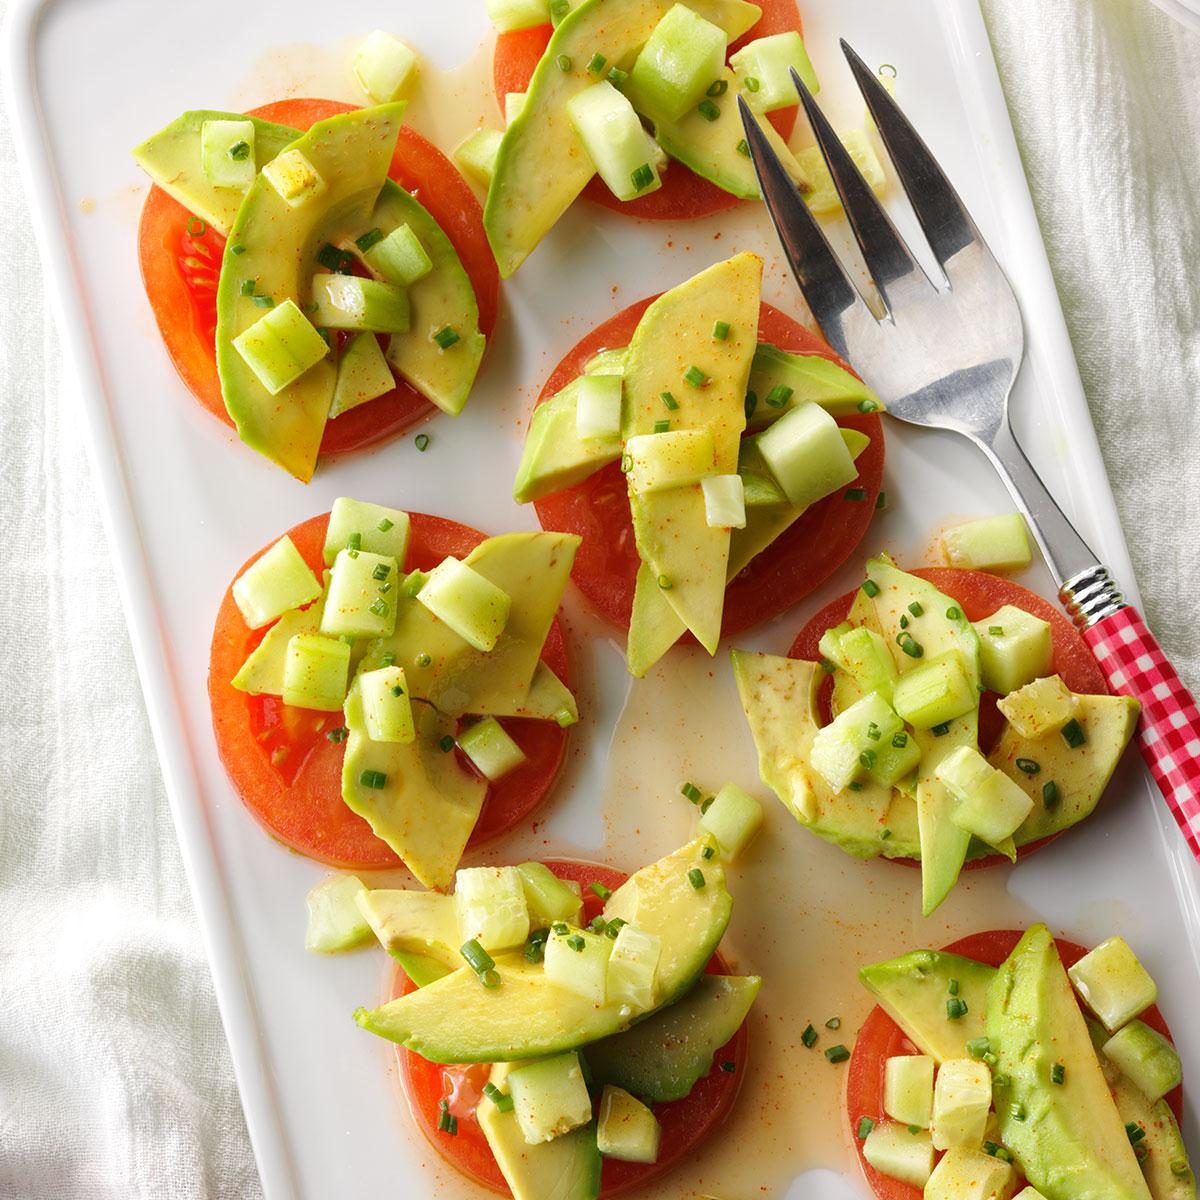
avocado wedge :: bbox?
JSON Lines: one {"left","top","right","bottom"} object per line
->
{"left": 354, "top": 841, "right": 731, "bottom": 1062}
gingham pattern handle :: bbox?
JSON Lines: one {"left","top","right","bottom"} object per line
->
{"left": 1084, "top": 606, "right": 1200, "bottom": 859}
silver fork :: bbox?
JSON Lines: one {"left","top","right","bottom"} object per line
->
{"left": 738, "top": 44, "right": 1200, "bottom": 863}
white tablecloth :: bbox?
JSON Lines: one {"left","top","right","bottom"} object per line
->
{"left": 1, "top": 0, "right": 1197, "bottom": 1195}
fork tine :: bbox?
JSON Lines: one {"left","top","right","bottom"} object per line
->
{"left": 736, "top": 96, "right": 874, "bottom": 361}
{"left": 841, "top": 40, "right": 981, "bottom": 276}
{"left": 789, "top": 67, "right": 933, "bottom": 317}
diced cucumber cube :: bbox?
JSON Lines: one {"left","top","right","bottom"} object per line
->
{"left": 311, "top": 274, "right": 410, "bottom": 334}
{"left": 544, "top": 925, "right": 612, "bottom": 1004}
{"left": 1068, "top": 936, "right": 1158, "bottom": 1033}
{"left": 262, "top": 147, "right": 326, "bottom": 207}
{"left": 232, "top": 535, "right": 323, "bottom": 630}
{"left": 353, "top": 31, "right": 418, "bottom": 104}
{"left": 624, "top": 429, "right": 716, "bottom": 494}
{"left": 363, "top": 224, "right": 434, "bottom": 287}
{"left": 697, "top": 783, "right": 762, "bottom": 859}
{"left": 232, "top": 298, "right": 330, "bottom": 395}
{"left": 455, "top": 128, "right": 504, "bottom": 187}
{"left": 200, "top": 118, "right": 256, "bottom": 190}
{"left": 517, "top": 863, "right": 583, "bottom": 926}
{"left": 891, "top": 650, "right": 977, "bottom": 730}
{"left": 730, "top": 32, "right": 819, "bottom": 112}
{"left": 323, "top": 498, "right": 411, "bottom": 566}
{"left": 862, "top": 1122, "right": 935, "bottom": 1189}
{"left": 597, "top": 1086, "right": 660, "bottom": 1163}
{"left": 282, "top": 633, "right": 351, "bottom": 711}
{"left": 838, "top": 626, "right": 900, "bottom": 707}
{"left": 1103, "top": 1020, "right": 1182, "bottom": 1101}
{"left": 356, "top": 888, "right": 461, "bottom": 962}
{"left": 753, "top": 401, "right": 858, "bottom": 509}
{"left": 320, "top": 548, "right": 400, "bottom": 639}
{"left": 884, "top": 1055, "right": 935, "bottom": 1128}
{"left": 359, "top": 665, "right": 416, "bottom": 743}
{"left": 508, "top": 1052, "right": 593, "bottom": 1145}
{"left": 931, "top": 1058, "right": 991, "bottom": 1150}
{"left": 606, "top": 924, "right": 662, "bottom": 1012}
{"left": 575, "top": 374, "right": 623, "bottom": 442}
{"left": 938, "top": 745, "right": 1034, "bottom": 846}
{"left": 797, "top": 129, "right": 887, "bottom": 216}
{"left": 628, "top": 4, "right": 727, "bottom": 123}
{"left": 330, "top": 332, "right": 396, "bottom": 418}
{"left": 304, "top": 873, "right": 371, "bottom": 953}
{"left": 567, "top": 81, "right": 663, "bottom": 201}
{"left": 819, "top": 621, "right": 855, "bottom": 670}
{"left": 454, "top": 866, "right": 530, "bottom": 952}
{"left": 972, "top": 604, "right": 1053, "bottom": 695}
{"left": 935, "top": 743, "right": 993, "bottom": 795}
{"left": 701, "top": 474, "right": 747, "bottom": 530}
{"left": 996, "top": 674, "right": 1078, "bottom": 737}
{"left": 810, "top": 691, "right": 905, "bottom": 792}
{"left": 942, "top": 513, "right": 1032, "bottom": 572}
{"left": 868, "top": 731, "right": 923, "bottom": 789}
{"left": 925, "top": 1149, "right": 1015, "bottom": 1200}
{"left": 416, "top": 557, "right": 512, "bottom": 652}
{"left": 458, "top": 717, "right": 527, "bottom": 781}
{"left": 505, "top": 91, "right": 529, "bottom": 125}
{"left": 485, "top": 0, "right": 551, "bottom": 33}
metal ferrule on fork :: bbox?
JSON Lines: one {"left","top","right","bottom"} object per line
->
{"left": 1059, "top": 564, "right": 1127, "bottom": 631}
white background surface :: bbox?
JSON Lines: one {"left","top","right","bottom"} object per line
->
{"left": 2, "top": 0, "right": 1200, "bottom": 1197}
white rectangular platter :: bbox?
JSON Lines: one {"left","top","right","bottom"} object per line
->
{"left": 6, "top": 0, "right": 1200, "bottom": 1196}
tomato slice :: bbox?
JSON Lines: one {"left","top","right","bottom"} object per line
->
{"left": 208, "top": 512, "right": 569, "bottom": 870}
{"left": 787, "top": 567, "right": 1108, "bottom": 870}
{"left": 531, "top": 298, "right": 885, "bottom": 636}
{"left": 137, "top": 98, "right": 498, "bottom": 460}
{"left": 492, "top": 0, "right": 802, "bottom": 222}
{"left": 845, "top": 929, "right": 1184, "bottom": 1200}
{"left": 398, "top": 859, "right": 750, "bottom": 1197}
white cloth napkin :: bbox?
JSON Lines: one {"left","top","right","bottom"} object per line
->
{"left": 0, "top": 0, "right": 1197, "bottom": 1196}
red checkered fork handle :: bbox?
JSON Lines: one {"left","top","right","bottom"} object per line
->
{"left": 1083, "top": 606, "right": 1200, "bottom": 859}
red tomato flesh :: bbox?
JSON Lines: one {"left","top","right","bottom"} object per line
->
{"left": 398, "top": 859, "right": 750, "bottom": 1197}
{"left": 137, "top": 98, "right": 498, "bottom": 460}
{"left": 788, "top": 567, "right": 1108, "bottom": 871}
{"left": 845, "top": 929, "right": 1184, "bottom": 1200}
{"left": 532, "top": 298, "right": 885, "bottom": 635}
{"left": 492, "top": 0, "right": 802, "bottom": 222}
{"left": 208, "top": 512, "right": 569, "bottom": 870}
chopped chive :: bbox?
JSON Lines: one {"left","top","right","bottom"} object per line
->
{"left": 1051, "top": 1062, "right": 1065, "bottom": 1085}
{"left": 701, "top": 844, "right": 715, "bottom": 859}
{"left": 946, "top": 997, "right": 969, "bottom": 1020}
{"left": 859, "top": 749, "right": 877, "bottom": 770}
{"left": 317, "top": 243, "right": 352, "bottom": 272}
{"left": 744, "top": 391, "right": 758, "bottom": 419}
{"left": 825, "top": 1045, "right": 850, "bottom": 1064}
{"left": 701, "top": 795, "right": 716, "bottom": 814}
{"left": 707, "top": 79, "right": 729, "bottom": 97}
{"left": 372, "top": 563, "right": 392, "bottom": 581}
{"left": 856, "top": 1116, "right": 875, "bottom": 1139}
{"left": 433, "top": 326, "right": 460, "bottom": 350}
{"left": 967, "top": 1037, "right": 991, "bottom": 1058}
{"left": 862, "top": 579, "right": 881, "bottom": 598}
{"left": 881, "top": 829, "right": 893, "bottom": 841}
{"left": 230, "top": 244, "right": 247, "bottom": 256}
{"left": 908, "top": 602, "right": 924, "bottom": 617}
{"left": 461, "top": 938, "right": 495, "bottom": 975}
{"left": 415, "top": 433, "right": 430, "bottom": 452}
{"left": 712, "top": 320, "right": 731, "bottom": 341}
{"left": 657, "top": 574, "right": 672, "bottom": 590}
{"left": 380, "top": 652, "right": 396, "bottom": 668}
{"left": 948, "top": 979, "right": 960, "bottom": 996}
{"left": 228, "top": 140, "right": 251, "bottom": 161}
{"left": 391, "top": 685, "right": 405, "bottom": 698}
{"left": 347, "top": 533, "right": 363, "bottom": 553}
{"left": 554, "top": 707, "right": 575, "bottom": 728}
{"left": 765, "top": 384, "right": 793, "bottom": 408}
{"left": 187, "top": 216, "right": 207, "bottom": 237}
{"left": 654, "top": 419, "right": 670, "bottom": 434}
{"left": 1042, "top": 780, "right": 1060, "bottom": 809}
{"left": 590, "top": 881, "right": 612, "bottom": 901}
{"left": 1127, "top": 1122, "right": 1146, "bottom": 1145}
{"left": 604, "top": 917, "right": 626, "bottom": 939}
{"left": 988, "top": 625, "right": 1005, "bottom": 636}
{"left": 240, "top": 278, "right": 257, "bottom": 296}
{"left": 866, "top": 722, "right": 881, "bottom": 741}
{"left": 697, "top": 99, "right": 721, "bottom": 122}
{"left": 720, "top": 1060, "right": 736, "bottom": 1073}
{"left": 587, "top": 52, "right": 607, "bottom": 73}
{"left": 899, "top": 634, "right": 925, "bottom": 659}
{"left": 1016, "top": 757, "right": 1041, "bottom": 775}
{"left": 359, "top": 769, "right": 387, "bottom": 789}
{"left": 326, "top": 726, "right": 349, "bottom": 744}
{"left": 681, "top": 782, "right": 702, "bottom": 803}
{"left": 857, "top": 398, "right": 879, "bottom": 412}
{"left": 252, "top": 294, "right": 274, "bottom": 308}
{"left": 744, "top": 75, "right": 761, "bottom": 92}
{"left": 688, "top": 867, "right": 706, "bottom": 890}
{"left": 416, "top": 653, "right": 432, "bottom": 668}
{"left": 945, "top": 606, "right": 961, "bottom": 620}
{"left": 848, "top": 782, "right": 864, "bottom": 792}
{"left": 589, "top": 915, "right": 607, "bottom": 933}
{"left": 356, "top": 228, "right": 385, "bottom": 252}
{"left": 661, "top": 390, "right": 680, "bottom": 411}
{"left": 368, "top": 598, "right": 389, "bottom": 617}
{"left": 439, "top": 735, "right": 455, "bottom": 753}
{"left": 825, "top": 1016, "right": 842, "bottom": 1030}
{"left": 875, "top": 491, "right": 887, "bottom": 510}
{"left": 566, "top": 934, "right": 586, "bottom": 952}
{"left": 551, "top": 922, "right": 569, "bottom": 936}
{"left": 377, "top": 517, "right": 395, "bottom": 532}
{"left": 1062, "top": 718, "right": 1087, "bottom": 748}
{"left": 900, "top": 615, "right": 909, "bottom": 629}
{"left": 607, "top": 66, "right": 628, "bottom": 86}
{"left": 736, "top": 137, "right": 751, "bottom": 157}
{"left": 802, "top": 1024, "right": 818, "bottom": 1048}
{"left": 931, "top": 721, "right": 951, "bottom": 736}
{"left": 684, "top": 365, "right": 708, "bottom": 388}
{"left": 820, "top": 657, "right": 837, "bottom": 674}
{"left": 892, "top": 732, "right": 909, "bottom": 749}
{"left": 844, "top": 488, "right": 868, "bottom": 502}
{"left": 483, "top": 1082, "right": 514, "bottom": 1112}
{"left": 1010, "top": 1103, "right": 1027, "bottom": 1122}
{"left": 556, "top": 53, "right": 572, "bottom": 71}
{"left": 630, "top": 162, "right": 654, "bottom": 191}
{"left": 1171, "top": 1160, "right": 1191, "bottom": 1178}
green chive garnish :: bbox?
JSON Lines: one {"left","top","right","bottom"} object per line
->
{"left": 566, "top": 934, "right": 586, "bottom": 952}
{"left": 744, "top": 391, "right": 758, "bottom": 419}
{"left": 765, "top": 384, "right": 793, "bottom": 408}
{"left": 931, "top": 721, "right": 951, "bottom": 736}
{"left": 892, "top": 732, "right": 908, "bottom": 748}
{"left": 433, "top": 326, "right": 460, "bottom": 350}
{"left": 1043, "top": 780, "right": 1060, "bottom": 808}
{"left": 945, "top": 606, "right": 961, "bottom": 620}
{"left": 967, "top": 1037, "right": 991, "bottom": 1058}
{"left": 688, "top": 868, "right": 706, "bottom": 890}
{"left": 607, "top": 67, "right": 628, "bottom": 86}
{"left": 326, "top": 726, "right": 349, "bottom": 743}
{"left": 1016, "top": 757, "right": 1041, "bottom": 775}
{"left": 681, "top": 782, "right": 702, "bottom": 803}
{"left": 825, "top": 1016, "right": 841, "bottom": 1030}
{"left": 415, "top": 433, "right": 430, "bottom": 452}
{"left": 359, "top": 769, "right": 387, "bottom": 789}
{"left": 875, "top": 491, "right": 887, "bottom": 510}
{"left": 712, "top": 320, "right": 731, "bottom": 341}
{"left": 187, "top": 216, "right": 207, "bottom": 237}
{"left": 630, "top": 162, "right": 654, "bottom": 191}
{"left": 698, "top": 99, "right": 720, "bottom": 122}
{"left": 862, "top": 579, "right": 881, "bottom": 598}
{"left": 721, "top": 1060, "right": 736, "bottom": 1073}
{"left": 439, "top": 735, "right": 455, "bottom": 753}
{"left": 856, "top": 1117, "right": 875, "bottom": 1139}
{"left": 483, "top": 1082, "right": 514, "bottom": 1112}
{"left": 744, "top": 75, "right": 761, "bottom": 92}
{"left": 590, "top": 882, "right": 612, "bottom": 901}
{"left": 377, "top": 517, "right": 394, "bottom": 532}
{"left": 946, "top": 998, "right": 968, "bottom": 1020}
{"left": 230, "top": 244, "right": 247, "bottom": 255}
{"left": 368, "top": 598, "right": 389, "bottom": 617}
{"left": 654, "top": 419, "right": 670, "bottom": 433}
{"left": 240, "top": 279, "right": 256, "bottom": 296}
{"left": 857, "top": 398, "right": 879, "bottom": 412}
{"left": 356, "top": 228, "right": 385, "bottom": 252}
{"left": 707, "top": 79, "right": 729, "bottom": 97}
{"left": 657, "top": 574, "right": 672, "bottom": 590}
{"left": 1127, "top": 1122, "right": 1146, "bottom": 1145}
{"left": 825, "top": 1045, "right": 850, "bottom": 1064}
{"left": 684, "top": 365, "right": 708, "bottom": 388}
{"left": 587, "top": 52, "right": 607, "bottom": 73}
{"left": 1051, "top": 1063, "right": 1065, "bottom": 1085}
{"left": 1062, "top": 718, "right": 1087, "bottom": 748}
{"left": 845, "top": 488, "right": 867, "bottom": 501}
{"left": 908, "top": 602, "right": 923, "bottom": 616}
{"left": 661, "top": 390, "right": 679, "bottom": 410}
{"left": 736, "top": 138, "right": 751, "bottom": 157}
{"left": 556, "top": 53, "right": 572, "bottom": 71}
{"left": 416, "top": 653, "right": 432, "bottom": 668}
{"left": 802, "top": 1024, "right": 818, "bottom": 1048}
{"left": 372, "top": 563, "right": 391, "bottom": 581}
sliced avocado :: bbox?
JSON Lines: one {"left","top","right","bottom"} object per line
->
{"left": 363, "top": 532, "right": 580, "bottom": 718}
{"left": 627, "top": 562, "right": 689, "bottom": 678}
{"left": 356, "top": 888, "right": 462, "bottom": 974}
{"left": 485, "top": 0, "right": 762, "bottom": 276}
{"left": 584, "top": 974, "right": 760, "bottom": 1102}
{"left": 624, "top": 254, "right": 760, "bottom": 653}
{"left": 341, "top": 693, "right": 486, "bottom": 891}
{"left": 992, "top": 692, "right": 1140, "bottom": 845}
{"left": 652, "top": 67, "right": 810, "bottom": 199}
{"left": 731, "top": 650, "right": 921, "bottom": 858}
{"left": 513, "top": 379, "right": 622, "bottom": 503}
{"left": 987, "top": 925, "right": 1152, "bottom": 1200}
{"left": 393, "top": 953, "right": 453, "bottom": 988}
{"left": 746, "top": 343, "right": 883, "bottom": 429}
{"left": 354, "top": 841, "right": 731, "bottom": 1061}
{"left": 486, "top": 660, "right": 578, "bottom": 724}
{"left": 859, "top": 950, "right": 994, "bottom": 1063}
{"left": 133, "top": 109, "right": 300, "bottom": 236}
{"left": 230, "top": 588, "right": 326, "bottom": 694}
{"left": 864, "top": 557, "right": 982, "bottom": 916}
{"left": 477, "top": 1093, "right": 601, "bottom": 1200}
{"left": 216, "top": 105, "right": 405, "bottom": 481}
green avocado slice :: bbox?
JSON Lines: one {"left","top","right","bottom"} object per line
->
{"left": 215, "top": 105, "right": 405, "bottom": 481}
{"left": 360, "top": 531, "right": 580, "bottom": 718}
{"left": 484, "top": 0, "right": 763, "bottom": 276}
{"left": 584, "top": 974, "right": 760, "bottom": 1102}
{"left": 354, "top": 840, "right": 731, "bottom": 1062}
{"left": 478, "top": 1100, "right": 601, "bottom": 1200}
{"left": 341, "top": 693, "right": 486, "bottom": 891}
{"left": 987, "top": 925, "right": 1152, "bottom": 1200}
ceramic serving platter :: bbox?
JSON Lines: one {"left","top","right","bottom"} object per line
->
{"left": 6, "top": 0, "right": 1200, "bottom": 1196}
